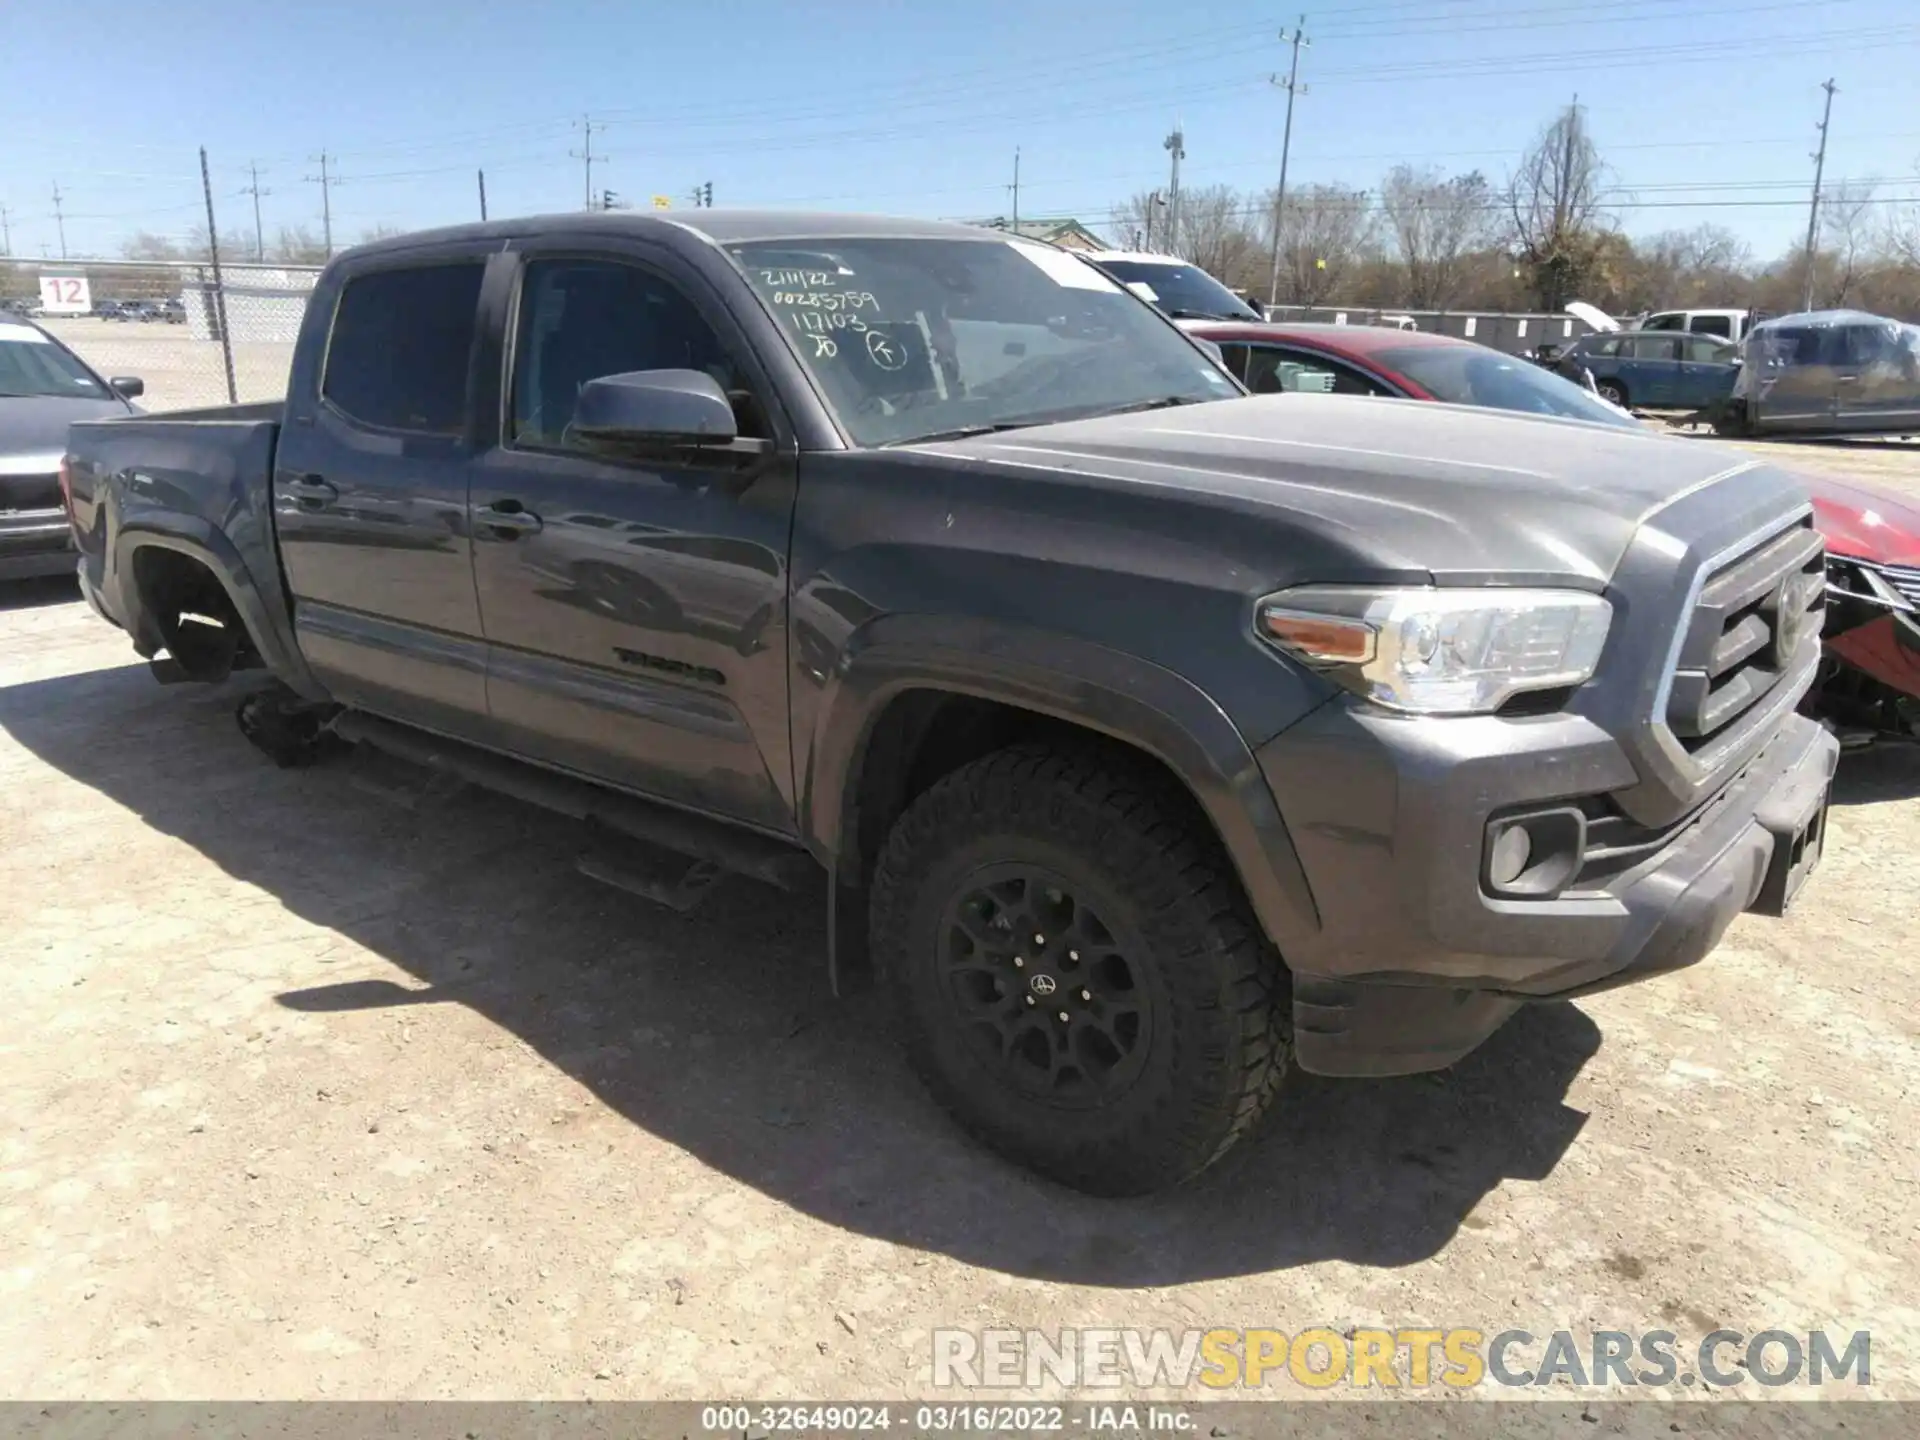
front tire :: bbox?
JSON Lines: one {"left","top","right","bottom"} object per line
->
{"left": 1597, "top": 379, "right": 1629, "bottom": 408}
{"left": 870, "top": 744, "right": 1290, "bottom": 1196}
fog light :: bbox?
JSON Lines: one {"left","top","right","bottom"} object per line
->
{"left": 1489, "top": 826, "right": 1533, "bottom": 887}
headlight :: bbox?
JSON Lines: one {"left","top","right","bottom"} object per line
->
{"left": 1256, "top": 586, "right": 1612, "bottom": 715}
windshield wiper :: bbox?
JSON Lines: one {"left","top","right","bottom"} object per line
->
{"left": 886, "top": 420, "right": 1043, "bottom": 446}
{"left": 1162, "top": 307, "right": 1255, "bottom": 321}
{"left": 1092, "top": 395, "right": 1207, "bottom": 417}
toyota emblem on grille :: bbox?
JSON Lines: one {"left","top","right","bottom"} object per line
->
{"left": 1028, "top": 974, "right": 1058, "bottom": 997}
{"left": 1772, "top": 576, "right": 1808, "bottom": 668}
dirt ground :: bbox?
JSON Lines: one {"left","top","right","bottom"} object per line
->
{"left": 1, "top": 435, "right": 1918, "bottom": 1407}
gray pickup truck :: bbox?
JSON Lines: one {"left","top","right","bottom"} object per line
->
{"left": 64, "top": 211, "right": 1837, "bottom": 1196}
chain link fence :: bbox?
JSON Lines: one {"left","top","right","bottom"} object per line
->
{"left": 3, "top": 258, "right": 320, "bottom": 412}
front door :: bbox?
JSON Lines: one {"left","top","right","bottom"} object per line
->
{"left": 1751, "top": 326, "right": 1841, "bottom": 432}
{"left": 274, "top": 253, "right": 495, "bottom": 734}
{"left": 1678, "top": 335, "right": 1741, "bottom": 409}
{"left": 468, "top": 248, "right": 799, "bottom": 832}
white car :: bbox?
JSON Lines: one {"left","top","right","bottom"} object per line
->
{"left": 1076, "top": 250, "right": 1265, "bottom": 322}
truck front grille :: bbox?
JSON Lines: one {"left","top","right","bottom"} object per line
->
{"left": 1663, "top": 518, "right": 1825, "bottom": 757}
{"left": 0, "top": 471, "right": 62, "bottom": 513}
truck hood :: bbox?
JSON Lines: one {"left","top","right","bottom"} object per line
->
{"left": 918, "top": 393, "right": 1789, "bottom": 587}
{"left": 0, "top": 394, "right": 135, "bottom": 470}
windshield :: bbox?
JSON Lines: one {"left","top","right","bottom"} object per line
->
{"left": 1376, "top": 344, "right": 1641, "bottom": 429}
{"left": 1089, "top": 259, "right": 1261, "bottom": 320}
{"left": 728, "top": 237, "right": 1241, "bottom": 447}
{"left": 0, "top": 327, "right": 109, "bottom": 400}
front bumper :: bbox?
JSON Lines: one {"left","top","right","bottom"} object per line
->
{"left": 1256, "top": 702, "right": 1839, "bottom": 1077}
{"left": 0, "top": 509, "right": 76, "bottom": 582}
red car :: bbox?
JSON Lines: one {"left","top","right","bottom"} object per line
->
{"left": 1185, "top": 320, "right": 1920, "bottom": 745}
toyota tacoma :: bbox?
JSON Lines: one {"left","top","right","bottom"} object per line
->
{"left": 63, "top": 212, "right": 1838, "bottom": 1195}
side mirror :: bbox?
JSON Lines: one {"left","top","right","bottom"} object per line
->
{"left": 109, "top": 375, "right": 144, "bottom": 398}
{"left": 572, "top": 369, "right": 737, "bottom": 448}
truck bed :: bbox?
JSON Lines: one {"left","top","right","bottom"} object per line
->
{"left": 65, "top": 400, "right": 309, "bottom": 693}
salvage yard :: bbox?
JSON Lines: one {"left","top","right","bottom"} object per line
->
{"left": 2, "top": 435, "right": 1919, "bottom": 1403}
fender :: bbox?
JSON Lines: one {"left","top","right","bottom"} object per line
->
{"left": 111, "top": 512, "right": 326, "bottom": 701}
{"left": 801, "top": 614, "right": 1324, "bottom": 989}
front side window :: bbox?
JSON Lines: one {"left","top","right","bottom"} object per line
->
{"left": 510, "top": 259, "right": 762, "bottom": 450}
{"left": 1244, "top": 347, "right": 1389, "bottom": 397}
{"left": 727, "top": 237, "right": 1241, "bottom": 447}
{"left": 1642, "top": 312, "right": 1685, "bottom": 331}
{"left": 1689, "top": 314, "right": 1734, "bottom": 338}
{"left": 322, "top": 263, "right": 484, "bottom": 434}
{"left": 1685, "top": 336, "right": 1737, "bottom": 363}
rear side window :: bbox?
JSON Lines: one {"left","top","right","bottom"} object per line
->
{"left": 322, "top": 262, "right": 484, "bottom": 434}
{"left": 1685, "top": 336, "right": 1736, "bottom": 363}
{"left": 1628, "top": 335, "right": 1681, "bottom": 361}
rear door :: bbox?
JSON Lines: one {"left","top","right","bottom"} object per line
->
{"left": 466, "top": 241, "right": 800, "bottom": 831}
{"left": 272, "top": 248, "right": 497, "bottom": 735}
{"left": 1834, "top": 322, "right": 1920, "bottom": 433}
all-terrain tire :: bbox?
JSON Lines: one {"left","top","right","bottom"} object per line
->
{"left": 869, "top": 742, "right": 1291, "bottom": 1196}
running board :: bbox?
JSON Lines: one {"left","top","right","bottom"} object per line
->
{"left": 329, "top": 711, "right": 814, "bottom": 892}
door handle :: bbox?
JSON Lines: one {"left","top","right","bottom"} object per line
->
{"left": 476, "top": 500, "right": 543, "bottom": 540}
{"left": 283, "top": 474, "right": 338, "bottom": 508}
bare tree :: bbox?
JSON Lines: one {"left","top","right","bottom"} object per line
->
{"left": 120, "top": 232, "right": 186, "bottom": 261}
{"left": 271, "top": 225, "right": 330, "bottom": 264}
{"left": 1169, "top": 184, "right": 1260, "bottom": 283}
{"left": 1109, "top": 190, "right": 1170, "bottom": 252}
{"left": 1818, "top": 180, "right": 1876, "bottom": 307}
{"left": 1508, "top": 101, "right": 1612, "bottom": 309}
{"left": 1263, "top": 183, "right": 1376, "bottom": 306}
{"left": 1378, "top": 166, "right": 1494, "bottom": 309}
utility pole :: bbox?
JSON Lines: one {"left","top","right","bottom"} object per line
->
{"left": 1801, "top": 78, "right": 1837, "bottom": 314}
{"left": 305, "top": 152, "right": 340, "bottom": 255}
{"left": 51, "top": 183, "right": 68, "bottom": 260}
{"left": 1010, "top": 147, "right": 1021, "bottom": 234}
{"left": 200, "top": 147, "right": 238, "bottom": 404}
{"left": 243, "top": 161, "right": 269, "bottom": 261}
{"left": 478, "top": 169, "right": 488, "bottom": 221}
{"left": 1266, "top": 17, "right": 1310, "bottom": 307}
{"left": 1162, "top": 124, "right": 1185, "bottom": 255}
{"left": 571, "top": 116, "right": 606, "bottom": 211}
{"left": 1, "top": 203, "right": 11, "bottom": 255}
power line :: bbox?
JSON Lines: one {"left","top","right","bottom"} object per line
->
{"left": 305, "top": 152, "right": 342, "bottom": 255}
{"left": 570, "top": 115, "right": 607, "bottom": 210}
{"left": 1803, "top": 79, "right": 1838, "bottom": 312}
{"left": 1266, "top": 17, "right": 1309, "bottom": 308}
{"left": 1163, "top": 124, "right": 1185, "bottom": 252}
{"left": 243, "top": 161, "right": 270, "bottom": 261}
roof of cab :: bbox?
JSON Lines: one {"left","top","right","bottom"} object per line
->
{"left": 343, "top": 209, "right": 1003, "bottom": 261}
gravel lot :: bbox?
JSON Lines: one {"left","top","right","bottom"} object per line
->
{"left": 1, "top": 430, "right": 1917, "bottom": 1407}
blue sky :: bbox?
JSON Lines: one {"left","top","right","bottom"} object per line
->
{"left": 3, "top": 0, "right": 1917, "bottom": 263}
